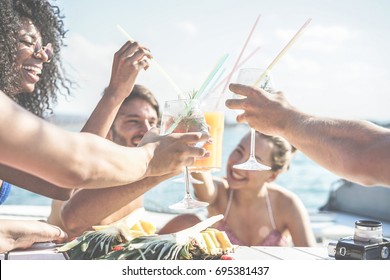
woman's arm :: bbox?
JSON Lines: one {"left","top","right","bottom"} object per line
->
{"left": 0, "top": 164, "right": 71, "bottom": 200}
{"left": 283, "top": 191, "right": 316, "bottom": 247}
{"left": 0, "top": 91, "right": 208, "bottom": 189}
{"left": 191, "top": 172, "right": 222, "bottom": 204}
{"left": 0, "top": 42, "right": 151, "bottom": 200}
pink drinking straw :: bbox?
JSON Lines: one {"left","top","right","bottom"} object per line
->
{"left": 208, "top": 46, "right": 261, "bottom": 97}
{"left": 215, "top": 14, "right": 262, "bottom": 109}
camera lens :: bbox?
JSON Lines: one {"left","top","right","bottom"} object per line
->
{"left": 354, "top": 220, "right": 383, "bottom": 243}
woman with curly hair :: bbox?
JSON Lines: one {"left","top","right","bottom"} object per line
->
{"left": 0, "top": 0, "right": 71, "bottom": 117}
{"left": 0, "top": 0, "right": 72, "bottom": 203}
{"left": 0, "top": 0, "right": 209, "bottom": 253}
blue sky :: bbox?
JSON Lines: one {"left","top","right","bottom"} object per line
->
{"left": 54, "top": 0, "right": 390, "bottom": 122}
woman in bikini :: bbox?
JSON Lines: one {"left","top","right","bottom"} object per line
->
{"left": 162, "top": 131, "right": 316, "bottom": 246}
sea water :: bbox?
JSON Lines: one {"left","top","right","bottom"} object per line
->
{"left": 3, "top": 123, "right": 340, "bottom": 213}
{"left": 144, "top": 123, "right": 340, "bottom": 213}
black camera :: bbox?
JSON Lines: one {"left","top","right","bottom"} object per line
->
{"left": 328, "top": 220, "right": 390, "bottom": 260}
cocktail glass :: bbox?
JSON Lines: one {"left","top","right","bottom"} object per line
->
{"left": 232, "top": 68, "right": 274, "bottom": 171}
{"left": 191, "top": 98, "right": 225, "bottom": 173}
{"left": 160, "top": 99, "right": 210, "bottom": 210}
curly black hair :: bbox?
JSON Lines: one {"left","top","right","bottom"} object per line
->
{"left": 0, "top": 0, "right": 72, "bottom": 117}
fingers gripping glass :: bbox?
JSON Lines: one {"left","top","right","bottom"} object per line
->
{"left": 233, "top": 68, "right": 273, "bottom": 171}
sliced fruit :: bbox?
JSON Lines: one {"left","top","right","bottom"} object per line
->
{"left": 130, "top": 221, "right": 147, "bottom": 234}
{"left": 92, "top": 225, "right": 111, "bottom": 231}
{"left": 201, "top": 232, "right": 221, "bottom": 255}
{"left": 214, "top": 230, "right": 234, "bottom": 253}
{"left": 139, "top": 220, "right": 156, "bottom": 235}
{"left": 204, "top": 229, "right": 221, "bottom": 248}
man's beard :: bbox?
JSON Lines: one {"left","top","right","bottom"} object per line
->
{"left": 110, "top": 128, "right": 129, "bottom": 147}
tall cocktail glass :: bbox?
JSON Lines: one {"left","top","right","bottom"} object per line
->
{"left": 232, "top": 68, "right": 274, "bottom": 171}
{"left": 192, "top": 98, "right": 225, "bottom": 172}
{"left": 160, "top": 99, "right": 209, "bottom": 210}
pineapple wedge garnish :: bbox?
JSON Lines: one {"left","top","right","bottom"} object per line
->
{"left": 201, "top": 232, "right": 222, "bottom": 255}
{"left": 99, "top": 214, "right": 236, "bottom": 260}
{"left": 91, "top": 224, "right": 110, "bottom": 231}
{"left": 57, "top": 214, "right": 156, "bottom": 260}
{"left": 204, "top": 227, "right": 234, "bottom": 254}
{"left": 58, "top": 214, "right": 236, "bottom": 260}
{"left": 139, "top": 220, "right": 156, "bottom": 235}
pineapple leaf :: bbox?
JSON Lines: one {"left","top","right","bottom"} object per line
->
{"left": 60, "top": 230, "right": 120, "bottom": 260}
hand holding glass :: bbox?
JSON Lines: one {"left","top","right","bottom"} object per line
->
{"left": 233, "top": 68, "right": 274, "bottom": 171}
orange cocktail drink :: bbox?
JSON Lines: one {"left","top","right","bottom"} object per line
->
{"left": 192, "top": 111, "right": 224, "bottom": 171}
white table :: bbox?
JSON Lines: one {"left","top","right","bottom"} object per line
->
{"left": 2, "top": 243, "right": 330, "bottom": 260}
{"left": 231, "top": 246, "right": 330, "bottom": 260}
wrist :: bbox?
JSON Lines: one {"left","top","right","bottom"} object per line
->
{"left": 140, "top": 143, "right": 155, "bottom": 177}
{"left": 103, "top": 87, "right": 127, "bottom": 106}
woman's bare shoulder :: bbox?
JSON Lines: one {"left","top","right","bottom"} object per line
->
{"left": 267, "top": 183, "right": 302, "bottom": 206}
{"left": 267, "top": 184, "right": 308, "bottom": 226}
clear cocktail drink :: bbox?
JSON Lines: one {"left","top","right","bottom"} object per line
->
{"left": 160, "top": 98, "right": 209, "bottom": 210}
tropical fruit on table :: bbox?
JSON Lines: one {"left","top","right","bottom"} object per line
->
{"left": 92, "top": 219, "right": 156, "bottom": 237}
{"left": 57, "top": 215, "right": 235, "bottom": 260}
{"left": 57, "top": 215, "right": 156, "bottom": 260}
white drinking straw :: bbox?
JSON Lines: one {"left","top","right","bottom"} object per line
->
{"left": 116, "top": 24, "right": 184, "bottom": 99}
{"left": 253, "top": 18, "right": 312, "bottom": 87}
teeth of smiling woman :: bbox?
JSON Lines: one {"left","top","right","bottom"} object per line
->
{"left": 231, "top": 169, "right": 245, "bottom": 180}
{"left": 22, "top": 65, "right": 42, "bottom": 75}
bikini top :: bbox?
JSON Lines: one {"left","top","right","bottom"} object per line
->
{"left": 0, "top": 181, "right": 12, "bottom": 205}
{"left": 215, "top": 189, "right": 288, "bottom": 246}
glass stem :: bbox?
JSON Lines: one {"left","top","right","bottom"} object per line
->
{"left": 184, "top": 167, "right": 192, "bottom": 198}
{"left": 249, "top": 127, "right": 256, "bottom": 160}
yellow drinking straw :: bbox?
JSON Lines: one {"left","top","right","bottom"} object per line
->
{"left": 116, "top": 24, "right": 185, "bottom": 99}
{"left": 253, "top": 18, "right": 312, "bottom": 87}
